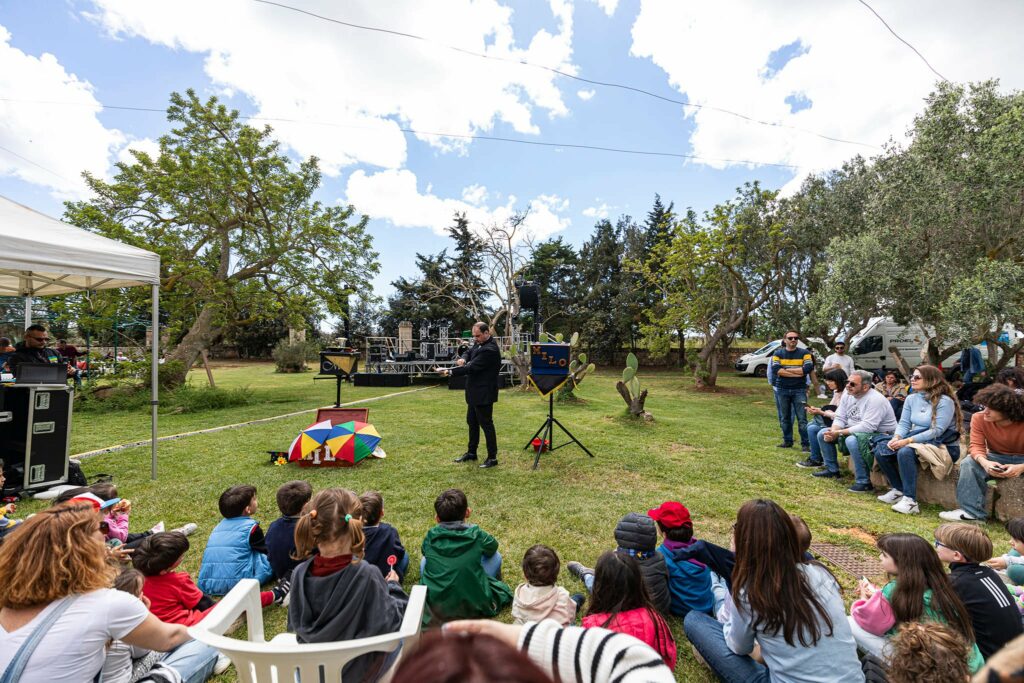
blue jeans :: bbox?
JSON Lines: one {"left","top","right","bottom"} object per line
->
{"left": 807, "top": 422, "right": 825, "bottom": 465}
{"left": 683, "top": 611, "right": 769, "bottom": 683}
{"left": 819, "top": 432, "right": 872, "bottom": 485}
{"left": 957, "top": 452, "right": 1024, "bottom": 520}
{"left": 397, "top": 552, "right": 410, "bottom": 578}
{"left": 776, "top": 388, "right": 809, "bottom": 447}
{"left": 160, "top": 638, "right": 220, "bottom": 683}
{"left": 420, "top": 551, "right": 502, "bottom": 579}
{"left": 874, "top": 428, "right": 931, "bottom": 499}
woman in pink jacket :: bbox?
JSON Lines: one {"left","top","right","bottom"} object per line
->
{"left": 581, "top": 551, "right": 676, "bottom": 670}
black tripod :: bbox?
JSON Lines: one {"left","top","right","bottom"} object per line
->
{"left": 523, "top": 393, "right": 594, "bottom": 470}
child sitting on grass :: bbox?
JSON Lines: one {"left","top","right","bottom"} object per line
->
{"left": 360, "top": 490, "right": 409, "bottom": 581}
{"left": 884, "top": 621, "right": 970, "bottom": 683}
{"left": 135, "top": 531, "right": 289, "bottom": 626}
{"left": 647, "top": 501, "right": 715, "bottom": 618}
{"left": 288, "top": 488, "right": 408, "bottom": 682}
{"left": 512, "top": 544, "right": 580, "bottom": 626}
{"left": 986, "top": 517, "right": 1024, "bottom": 586}
{"left": 0, "top": 466, "right": 23, "bottom": 541}
{"left": 265, "top": 480, "right": 312, "bottom": 581}
{"left": 933, "top": 522, "right": 1022, "bottom": 659}
{"left": 567, "top": 512, "right": 671, "bottom": 615}
{"left": 419, "top": 488, "right": 512, "bottom": 623}
{"left": 850, "top": 532, "right": 983, "bottom": 673}
{"left": 582, "top": 551, "right": 676, "bottom": 670}
{"left": 198, "top": 484, "right": 274, "bottom": 595}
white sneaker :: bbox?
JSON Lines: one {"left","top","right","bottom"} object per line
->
{"left": 213, "top": 655, "right": 232, "bottom": 675}
{"left": 939, "top": 508, "right": 980, "bottom": 522}
{"left": 149, "top": 521, "right": 165, "bottom": 533}
{"left": 892, "top": 497, "right": 920, "bottom": 514}
{"left": 170, "top": 522, "right": 198, "bottom": 536}
{"left": 877, "top": 489, "right": 903, "bottom": 504}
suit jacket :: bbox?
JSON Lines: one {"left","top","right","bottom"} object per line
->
{"left": 450, "top": 336, "right": 501, "bottom": 405}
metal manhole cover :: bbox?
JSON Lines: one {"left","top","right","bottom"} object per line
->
{"left": 810, "top": 542, "right": 885, "bottom": 579}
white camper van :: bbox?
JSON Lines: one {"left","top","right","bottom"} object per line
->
{"left": 847, "top": 317, "right": 1018, "bottom": 372}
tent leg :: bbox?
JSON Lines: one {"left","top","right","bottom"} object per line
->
{"left": 24, "top": 295, "right": 31, "bottom": 328}
{"left": 151, "top": 284, "right": 159, "bottom": 480}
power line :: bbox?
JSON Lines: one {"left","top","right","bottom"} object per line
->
{"left": 0, "top": 143, "right": 77, "bottom": 184}
{"left": 0, "top": 97, "right": 806, "bottom": 170}
{"left": 249, "top": 0, "right": 879, "bottom": 150}
{"left": 856, "top": 0, "right": 949, "bottom": 82}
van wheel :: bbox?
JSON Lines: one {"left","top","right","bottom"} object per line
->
{"left": 754, "top": 365, "right": 767, "bottom": 378}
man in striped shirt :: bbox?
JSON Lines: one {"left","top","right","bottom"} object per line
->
{"left": 770, "top": 332, "right": 814, "bottom": 451}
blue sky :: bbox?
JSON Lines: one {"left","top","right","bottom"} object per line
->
{"left": 2, "top": 0, "right": 1022, "bottom": 300}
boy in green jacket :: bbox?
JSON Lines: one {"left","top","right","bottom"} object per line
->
{"left": 420, "top": 488, "right": 512, "bottom": 623}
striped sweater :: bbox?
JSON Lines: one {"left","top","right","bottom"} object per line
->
{"left": 518, "top": 619, "right": 675, "bottom": 682}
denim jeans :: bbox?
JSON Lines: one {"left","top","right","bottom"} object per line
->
{"left": 1008, "top": 549, "right": 1024, "bottom": 586}
{"left": 873, "top": 428, "right": 931, "bottom": 499}
{"left": 683, "top": 611, "right": 769, "bottom": 683}
{"left": 807, "top": 422, "right": 825, "bottom": 465}
{"left": 957, "top": 452, "right": 1024, "bottom": 520}
{"left": 159, "top": 638, "right": 220, "bottom": 683}
{"left": 776, "top": 388, "right": 809, "bottom": 447}
{"left": 420, "top": 551, "right": 502, "bottom": 579}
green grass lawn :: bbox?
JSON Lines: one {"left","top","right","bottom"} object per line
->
{"left": 20, "top": 363, "right": 1018, "bottom": 681}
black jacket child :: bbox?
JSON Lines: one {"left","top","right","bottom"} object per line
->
{"left": 949, "top": 561, "right": 1023, "bottom": 659}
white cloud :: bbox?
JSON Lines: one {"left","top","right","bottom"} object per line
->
{"left": 87, "top": 0, "right": 577, "bottom": 175}
{"left": 116, "top": 137, "right": 160, "bottom": 166}
{"left": 461, "top": 183, "right": 489, "bottom": 206}
{"left": 577, "top": 89, "right": 596, "bottom": 101}
{"left": 345, "top": 169, "right": 569, "bottom": 240}
{"left": 582, "top": 202, "right": 612, "bottom": 219}
{"left": 630, "top": 0, "right": 1024, "bottom": 189}
{"left": 589, "top": 0, "right": 619, "bottom": 17}
{"left": 0, "top": 25, "right": 124, "bottom": 198}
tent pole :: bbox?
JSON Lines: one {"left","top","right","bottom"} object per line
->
{"left": 151, "top": 284, "right": 159, "bottom": 480}
{"left": 23, "top": 294, "right": 31, "bottom": 328}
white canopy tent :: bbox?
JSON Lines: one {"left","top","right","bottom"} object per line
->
{"left": 0, "top": 194, "right": 163, "bottom": 478}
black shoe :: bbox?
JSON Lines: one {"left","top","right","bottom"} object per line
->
{"left": 796, "top": 458, "right": 823, "bottom": 469}
{"left": 776, "top": 442, "right": 794, "bottom": 448}
{"left": 800, "top": 445, "right": 811, "bottom": 453}
{"left": 479, "top": 458, "right": 498, "bottom": 469}
{"left": 812, "top": 469, "right": 841, "bottom": 478}
{"left": 454, "top": 452, "right": 478, "bottom": 463}
{"left": 848, "top": 483, "right": 875, "bottom": 493}
{"left": 272, "top": 577, "right": 291, "bottom": 606}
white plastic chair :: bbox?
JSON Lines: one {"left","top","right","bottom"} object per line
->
{"left": 188, "top": 579, "right": 427, "bottom": 683}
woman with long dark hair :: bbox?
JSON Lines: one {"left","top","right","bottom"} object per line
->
{"left": 873, "top": 364, "right": 961, "bottom": 515}
{"left": 850, "top": 533, "right": 982, "bottom": 672}
{"left": 683, "top": 499, "right": 862, "bottom": 682}
{"left": 799, "top": 368, "right": 848, "bottom": 469}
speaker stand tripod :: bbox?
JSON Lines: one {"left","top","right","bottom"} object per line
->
{"left": 523, "top": 393, "right": 594, "bottom": 470}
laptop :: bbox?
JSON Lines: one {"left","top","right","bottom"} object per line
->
{"left": 15, "top": 362, "right": 68, "bottom": 385}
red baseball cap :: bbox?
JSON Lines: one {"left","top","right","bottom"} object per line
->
{"left": 647, "top": 501, "right": 692, "bottom": 528}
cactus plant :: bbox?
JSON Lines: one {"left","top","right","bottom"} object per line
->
{"left": 616, "top": 355, "right": 652, "bottom": 420}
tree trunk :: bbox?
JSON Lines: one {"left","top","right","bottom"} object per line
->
{"left": 166, "top": 306, "right": 222, "bottom": 387}
{"left": 888, "top": 346, "right": 912, "bottom": 379}
{"left": 616, "top": 382, "right": 652, "bottom": 420}
{"left": 694, "top": 343, "right": 719, "bottom": 389}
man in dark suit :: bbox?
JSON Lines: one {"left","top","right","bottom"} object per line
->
{"left": 437, "top": 322, "right": 501, "bottom": 469}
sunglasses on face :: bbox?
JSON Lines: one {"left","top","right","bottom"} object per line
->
{"left": 847, "top": 381, "right": 859, "bottom": 387}
{"left": 910, "top": 375, "right": 922, "bottom": 380}
{"left": 785, "top": 337, "right": 798, "bottom": 341}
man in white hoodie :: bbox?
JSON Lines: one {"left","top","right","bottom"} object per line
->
{"left": 812, "top": 369, "right": 898, "bottom": 493}
{"left": 512, "top": 544, "right": 580, "bottom": 625}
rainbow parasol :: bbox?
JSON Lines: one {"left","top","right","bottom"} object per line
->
{"left": 324, "top": 420, "right": 382, "bottom": 464}
{"left": 287, "top": 419, "right": 334, "bottom": 462}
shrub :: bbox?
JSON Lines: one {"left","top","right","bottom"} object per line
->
{"left": 273, "top": 341, "right": 313, "bottom": 373}
{"left": 171, "top": 385, "right": 254, "bottom": 413}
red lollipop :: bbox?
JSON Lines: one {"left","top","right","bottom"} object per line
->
{"left": 387, "top": 554, "right": 397, "bottom": 568}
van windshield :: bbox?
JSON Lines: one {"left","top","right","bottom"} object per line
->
{"left": 853, "top": 335, "right": 883, "bottom": 354}
{"left": 753, "top": 341, "right": 780, "bottom": 356}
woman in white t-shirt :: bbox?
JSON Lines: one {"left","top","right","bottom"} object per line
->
{"left": 0, "top": 503, "right": 193, "bottom": 683}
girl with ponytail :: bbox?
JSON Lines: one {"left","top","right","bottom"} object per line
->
{"left": 288, "top": 488, "right": 408, "bottom": 682}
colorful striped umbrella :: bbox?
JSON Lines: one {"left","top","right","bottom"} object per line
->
{"left": 287, "top": 419, "right": 334, "bottom": 462}
{"left": 324, "top": 421, "right": 382, "bottom": 464}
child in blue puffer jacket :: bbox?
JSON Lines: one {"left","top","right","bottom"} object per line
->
{"left": 649, "top": 501, "right": 719, "bottom": 618}
{"left": 198, "top": 484, "right": 275, "bottom": 595}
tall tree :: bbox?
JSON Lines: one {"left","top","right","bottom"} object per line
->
{"left": 64, "top": 90, "right": 379, "bottom": 385}
{"left": 577, "top": 217, "right": 629, "bottom": 364}
{"left": 524, "top": 237, "right": 580, "bottom": 334}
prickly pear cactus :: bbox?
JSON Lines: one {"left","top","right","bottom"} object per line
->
{"left": 616, "top": 352, "right": 652, "bottom": 420}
